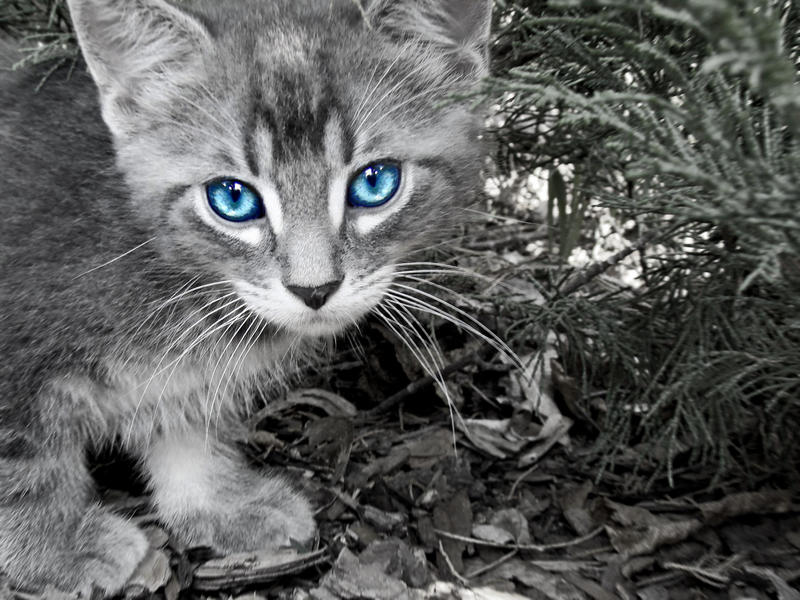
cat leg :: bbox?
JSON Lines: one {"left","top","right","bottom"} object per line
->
{"left": 145, "top": 430, "right": 315, "bottom": 552}
{"left": 0, "top": 429, "right": 148, "bottom": 594}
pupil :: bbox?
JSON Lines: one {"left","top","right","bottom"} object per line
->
{"left": 365, "top": 168, "right": 379, "bottom": 188}
{"left": 229, "top": 183, "right": 241, "bottom": 203}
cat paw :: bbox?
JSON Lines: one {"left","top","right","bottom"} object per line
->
{"left": 69, "top": 506, "right": 149, "bottom": 594}
{"left": 0, "top": 505, "right": 148, "bottom": 595}
{"left": 170, "top": 478, "right": 316, "bottom": 553}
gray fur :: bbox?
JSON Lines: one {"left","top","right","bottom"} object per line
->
{"left": 0, "top": 0, "right": 491, "bottom": 593}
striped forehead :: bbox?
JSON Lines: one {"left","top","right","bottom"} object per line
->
{"left": 244, "top": 61, "right": 355, "bottom": 167}
{"left": 244, "top": 107, "right": 352, "bottom": 233}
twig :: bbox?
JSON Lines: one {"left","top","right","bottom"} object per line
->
{"left": 465, "top": 549, "right": 518, "bottom": 579}
{"left": 661, "top": 561, "right": 729, "bottom": 588}
{"left": 507, "top": 463, "right": 539, "bottom": 500}
{"left": 558, "top": 228, "right": 668, "bottom": 296}
{"left": 438, "top": 540, "right": 469, "bottom": 585}
{"left": 466, "top": 227, "right": 549, "bottom": 251}
{"left": 362, "top": 353, "right": 477, "bottom": 418}
{"left": 434, "top": 526, "right": 604, "bottom": 552}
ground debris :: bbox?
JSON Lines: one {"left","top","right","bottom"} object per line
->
{"left": 20, "top": 283, "right": 797, "bottom": 600}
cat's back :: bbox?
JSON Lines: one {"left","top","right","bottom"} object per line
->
{"left": 0, "top": 44, "right": 137, "bottom": 397}
{"left": 0, "top": 45, "right": 117, "bottom": 266}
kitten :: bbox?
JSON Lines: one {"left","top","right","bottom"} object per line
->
{"left": 0, "top": 0, "right": 490, "bottom": 593}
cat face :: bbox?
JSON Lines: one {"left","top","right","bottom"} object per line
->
{"left": 67, "top": 0, "right": 491, "bottom": 338}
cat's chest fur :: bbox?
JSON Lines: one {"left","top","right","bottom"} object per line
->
{"left": 56, "top": 338, "right": 296, "bottom": 446}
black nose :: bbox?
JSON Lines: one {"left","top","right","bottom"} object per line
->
{"left": 286, "top": 280, "right": 342, "bottom": 310}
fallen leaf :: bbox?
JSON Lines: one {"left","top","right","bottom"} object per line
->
{"left": 193, "top": 548, "right": 328, "bottom": 591}
{"left": 426, "top": 581, "right": 532, "bottom": 599}
{"left": 433, "top": 490, "right": 473, "bottom": 575}
{"left": 312, "top": 548, "right": 408, "bottom": 599}
{"left": 359, "top": 539, "right": 432, "bottom": 588}
{"left": 126, "top": 549, "right": 171, "bottom": 595}
{"left": 741, "top": 565, "right": 800, "bottom": 600}
{"left": 606, "top": 519, "right": 702, "bottom": 557}
{"left": 489, "top": 508, "right": 532, "bottom": 544}
{"left": 472, "top": 524, "right": 515, "bottom": 545}
{"left": 406, "top": 429, "right": 456, "bottom": 469}
{"left": 362, "top": 505, "right": 406, "bottom": 533}
{"left": 559, "top": 481, "right": 594, "bottom": 536}
{"left": 699, "top": 490, "right": 793, "bottom": 525}
{"left": 518, "top": 414, "right": 573, "bottom": 467}
{"left": 493, "top": 560, "right": 587, "bottom": 599}
{"left": 458, "top": 418, "right": 528, "bottom": 458}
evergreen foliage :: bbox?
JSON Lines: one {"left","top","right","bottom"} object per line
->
{"left": 488, "top": 0, "right": 800, "bottom": 486}
{"left": 1, "top": 0, "right": 798, "bottom": 487}
{"left": 0, "top": 0, "right": 74, "bottom": 69}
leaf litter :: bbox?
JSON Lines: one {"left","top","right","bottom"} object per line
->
{"left": 6, "top": 222, "right": 799, "bottom": 600}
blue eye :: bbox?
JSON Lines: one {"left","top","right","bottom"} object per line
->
{"left": 348, "top": 162, "right": 401, "bottom": 208}
{"left": 206, "top": 179, "right": 265, "bottom": 222}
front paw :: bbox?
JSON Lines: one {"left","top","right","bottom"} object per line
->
{"left": 69, "top": 506, "right": 149, "bottom": 594}
{"left": 170, "top": 478, "right": 316, "bottom": 553}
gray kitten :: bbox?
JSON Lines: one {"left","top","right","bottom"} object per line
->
{"left": 0, "top": 0, "right": 490, "bottom": 593}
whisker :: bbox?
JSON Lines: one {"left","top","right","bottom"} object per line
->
{"left": 72, "top": 237, "right": 156, "bottom": 279}
{"left": 213, "top": 317, "right": 269, "bottom": 439}
{"left": 374, "top": 304, "right": 447, "bottom": 397}
{"left": 146, "top": 306, "right": 250, "bottom": 446}
{"left": 205, "top": 311, "right": 263, "bottom": 437}
{"left": 119, "top": 279, "right": 235, "bottom": 363}
{"left": 374, "top": 303, "right": 465, "bottom": 450}
{"left": 203, "top": 310, "right": 257, "bottom": 429}
{"left": 385, "top": 284, "right": 524, "bottom": 370}
{"left": 124, "top": 294, "right": 244, "bottom": 443}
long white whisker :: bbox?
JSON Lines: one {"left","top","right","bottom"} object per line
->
{"left": 124, "top": 295, "right": 243, "bottom": 445}
{"left": 203, "top": 311, "right": 256, "bottom": 431}
{"left": 383, "top": 300, "right": 449, "bottom": 381}
{"left": 72, "top": 237, "right": 156, "bottom": 279}
{"left": 205, "top": 312, "right": 262, "bottom": 437}
{"left": 124, "top": 294, "right": 243, "bottom": 443}
{"left": 146, "top": 306, "right": 250, "bottom": 446}
{"left": 374, "top": 303, "right": 463, "bottom": 450}
{"left": 213, "top": 317, "right": 268, "bottom": 439}
{"left": 385, "top": 284, "right": 523, "bottom": 369}
{"left": 374, "top": 304, "right": 447, "bottom": 396}
{"left": 122, "top": 279, "right": 236, "bottom": 358}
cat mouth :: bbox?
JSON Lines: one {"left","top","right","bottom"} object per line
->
{"left": 233, "top": 278, "right": 383, "bottom": 339}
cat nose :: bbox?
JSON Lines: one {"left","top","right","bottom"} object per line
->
{"left": 286, "top": 280, "right": 342, "bottom": 310}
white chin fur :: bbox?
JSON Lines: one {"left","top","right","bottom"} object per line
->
{"left": 234, "top": 269, "right": 391, "bottom": 337}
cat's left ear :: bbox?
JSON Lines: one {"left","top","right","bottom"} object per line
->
{"left": 66, "top": 0, "right": 210, "bottom": 135}
{"left": 366, "top": 0, "right": 493, "bottom": 80}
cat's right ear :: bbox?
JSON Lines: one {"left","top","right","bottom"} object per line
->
{"left": 364, "top": 0, "right": 493, "bottom": 80}
{"left": 66, "top": 0, "right": 210, "bottom": 135}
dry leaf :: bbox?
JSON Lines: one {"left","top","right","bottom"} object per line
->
{"left": 426, "top": 582, "right": 532, "bottom": 599}
{"left": 313, "top": 548, "right": 409, "bottom": 599}
{"left": 699, "top": 490, "right": 793, "bottom": 525}
{"left": 472, "top": 524, "right": 515, "bottom": 545}
{"left": 194, "top": 548, "right": 327, "bottom": 592}
{"left": 606, "top": 519, "right": 702, "bottom": 557}
{"left": 488, "top": 508, "right": 531, "bottom": 544}
{"left": 559, "top": 481, "right": 594, "bottom": 536}
{"left": 126, "top": 549, "right": 171, "bottom": 595}
{"left": 493, "top": 560, "right": 587, "bottom": 599}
